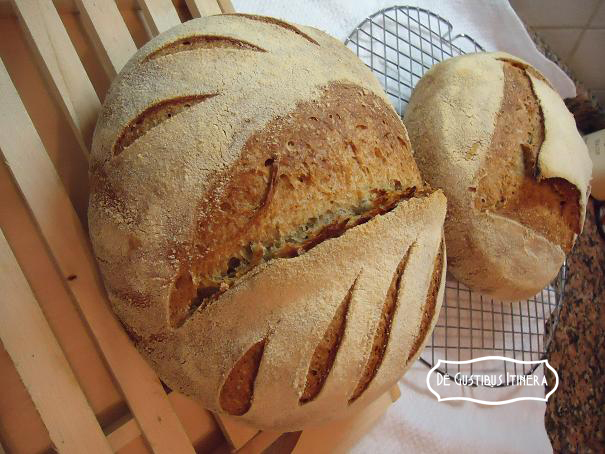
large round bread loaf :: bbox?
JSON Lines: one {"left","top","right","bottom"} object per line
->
{"left": 88, "top": 14, "right": 447, "bottom": 430}
{"left": 404, "top": 52, "right": 592, "bottom": 300}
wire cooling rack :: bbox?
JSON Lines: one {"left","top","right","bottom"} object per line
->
{"left": 345, "top": 6, "right": 565, "bottom": 386}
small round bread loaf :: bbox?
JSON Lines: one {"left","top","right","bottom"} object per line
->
{"left": 88, "top": 14, "right": 447, "bottom": 430}
{"left": 404, "top": 52, "right": 592, "bottom": 300}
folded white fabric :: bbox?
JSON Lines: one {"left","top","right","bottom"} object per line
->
{"left": 232, "top": 0, "right": 575, "bottom": 98}
{"left": 351, "top": 361, "right": 551, "bottom": 454}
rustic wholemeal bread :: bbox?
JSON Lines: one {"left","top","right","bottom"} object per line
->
{"left": 404, "top": 52, "right": 592, "bottom": 300}
{"left": 88, "top": 14, "right": 447, "bottom": 430}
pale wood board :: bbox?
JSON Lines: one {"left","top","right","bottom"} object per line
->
{"left": 137, "top": 0, "right": 182, "bottom": 36}
{"left": 0, "top": 15, "right": 93, "bottom": 219}
{"left": 11, "top": 0, "right": 100, "bottom": 153}
{"left": 168, "top": 391, "right": 224, "bottom": 451}
{"left": 108, "top": 417, "right": 143, "bottom": 452}
{"left": 59, "top": 12, "right": 111, "bottom": 103}
{"left": 185, "top": 0, "right": 221, "bottom": 17}
{"left": 0, "top": 318, "right": 53, "bottom": 454}
{"left": 122, "top": 6, "right": 156, "bottom": 48}
{"left": 74, "top": 0, "right": 137, "bottom": 78}
{"left": 0, "top": 154, "right": 127, "bottom": 427}
{"left": 215, "top": 415, "right": 259, "bottom": 450}
{"left": 0, "top": 58, "right": 194, "bottom": 454}
{"left": 0, "top": 229, "right": 112, "bottom": 454}
{"left": 106, "top": 391, "right": 223, "bottom": 452}
{"left": 263, "top": 432, "right": 303, "bottom": 454}
{"left": 117, "top": 435, "right": 154, "bottom": 454}
{"left": 0, "top": 0, "right": 224, "bottom": 16}
{"left": 1, "top": 0, "right": 143, "bottom": 15}
{"left": 235, "top": 430, "right": 282, "bottom": 454}
{"left": 217, "top": 0, "right": 235, "bottom": 13}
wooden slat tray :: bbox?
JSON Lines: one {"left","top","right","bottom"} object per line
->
{"left": 0, "top": 1, "right": 400, "bottom": 452}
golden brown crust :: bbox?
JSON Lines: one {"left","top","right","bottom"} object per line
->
{"left": 404, "top": 52, "right": 591, "bottom": 300}
{"left": 220, "top": 338, "right": 266, "bottom": 415}
{"left": 149, "top": 192, "right": 447, "bottom": 431}
{"left": 145, "top": 35, "right": 266, "bottom": 61}
{"left": 300, "top": 276, "right": 357, "bottom": 404}
{"left": 168, "top": 82, "right": 424, "bottom": 327}
{"left": 407, "top": 238, "right": 444, "bottom": 362}
{"left": 495, "top": 56, "right": 551, "bottom": 86}
{"left": 475, "top": 63, "right": 580, "bottom": 252}
{"left": 222, "top": 13, "right": 320, "bottom": 46}
{"left": 349, "top": 242, "right": 414, "bottom": 403}
{"left": 113, "top": 94, "right": 217, "bottom": 156}
{"left": 88, "top": 15, "right": 447, "bottom": 430}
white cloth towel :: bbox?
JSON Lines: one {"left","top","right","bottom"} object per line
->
{"left": 350, "top": 362, "right": 551, "bottom": 454}
{"left": 232, "top": 0, "right": 575, "bottom": 98}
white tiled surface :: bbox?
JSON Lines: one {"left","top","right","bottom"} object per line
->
{"left": 533, "top": 28, "right": 583, "bottom": 61}
{"left": 509, "top": 0, "right": 600, "bottom": 27}
{"left": 509, "top": 0, "right": 605, "bottom": 100}
{"left": 569, "top": 28, "right": 605, "bottom": 89}
{"left": 592, "top": 1, "right": 605, "bottom": 27}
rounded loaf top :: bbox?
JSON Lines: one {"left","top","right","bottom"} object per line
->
{"left": 88, "top": 14, "right": 447, "bottom": 430}
{"left": 404, "top": 51, "right": 592, "bottom": 300}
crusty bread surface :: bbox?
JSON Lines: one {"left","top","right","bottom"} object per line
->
{"left": 89, "top": 14, "right": 447, "bottom": 430}
{"left": 404, "top": 52, "right": 592, "bottom": 300}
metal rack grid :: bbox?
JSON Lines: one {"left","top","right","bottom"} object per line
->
{"left": 345, "top": 5, "right": 564, "bottom": 385}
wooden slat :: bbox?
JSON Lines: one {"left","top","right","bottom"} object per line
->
{"left": 118, "top": 435, "right": 154, "bottom": 454}
{"left": 74, "top": 0, "right": 137, "bottom": 78}
{"left": 0, "top": 229, "right": 112, "bottom": 454}
{"left": 0, "top": 156, "right": 127, "bottom": 426}
{"left": 215, "top": 415, "right": 259, "bottom": 450}
{"left": 0, "top": 58, "right": 194, "bottom": 454}
{"left": 0, "top": 339, "right": 52, "bottom": 454}
{"left": 120, "top": 5, "right": 156, "bottom": 49}
{"left": 168, "top": 391, "right": 223, "bottom": 451}
{"left": 11, "top": 0, "right": 100, "bottom": 152}
{"left": 108, "top": 418, "right": 143, "bottom": 452}
{"left": 137, "top": 0, "right": 181, "bottom": 36}
{"left": 2, "top": 0, "right": 142, "bottom": 15}
{"left": 236, "top": 430, "right": 281, "bottom": 454}
{"left": 107, "top": 391, "right": 222, "bottom": 452}
{"left": 217, "top": 0, "right": 234, "bottom": 13}
{"left": 263, "top": 432, "right": 302, "bottom": 454}
{"left": 185, "top": 0, "right": 221, "bottom": 17}
{"left": 0, "top": 13, "right": 92, "bottom": 218}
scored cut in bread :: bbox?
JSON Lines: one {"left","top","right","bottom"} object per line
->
{"left": 88, "top": 14, "right": 447, "bottom": 430}
{"left": 404, "top": 52, "right": 592, "bottom": 300}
